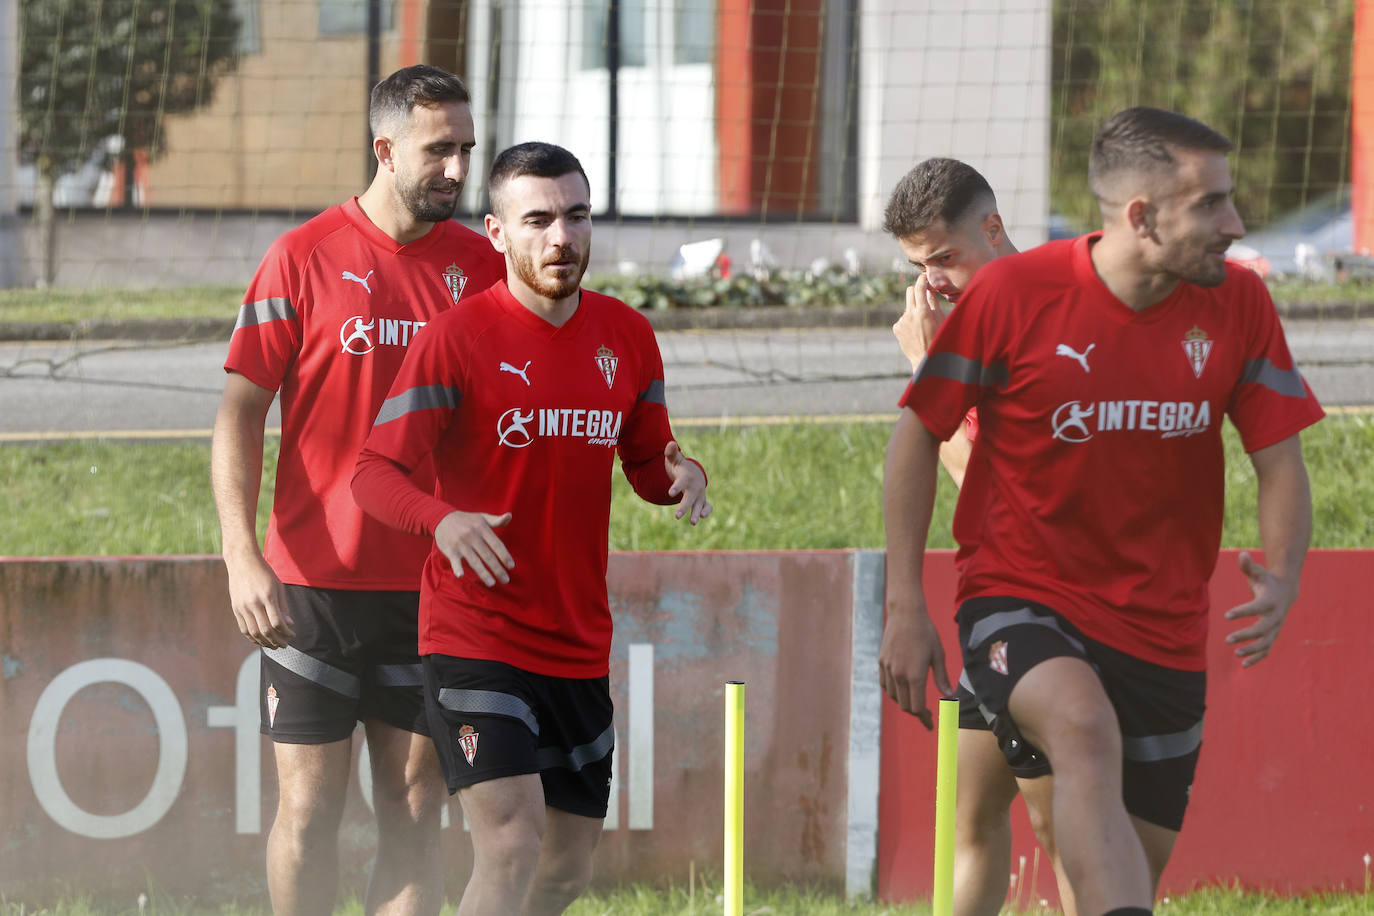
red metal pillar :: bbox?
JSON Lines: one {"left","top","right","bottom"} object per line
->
{"left": 1353, "top": 0, "right": 1374, "bottom": 253}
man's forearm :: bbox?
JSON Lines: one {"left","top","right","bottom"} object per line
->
{"left": 883, "top": 410, "right": 942, "bottom": 603}
{"left": 1253, "top": 435, "right": 1313, "bottom": 585}
{"left": 211, "top": 404, "right": 268, "bottom": 562}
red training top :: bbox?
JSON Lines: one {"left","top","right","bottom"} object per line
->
{"left": 902, "top": 233, "right": 1324, "bottom": 670}
{"left": 353, "top": 281, "right": 687, "bottom": 678}
{"left": 224, "top": 198, "right": 505, "bottom": 590}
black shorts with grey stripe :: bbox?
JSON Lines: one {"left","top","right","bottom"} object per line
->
{"left": 957, "top": 596, "right": 1206, "bottom": 831}
{"left": 955, "top": 670, "right": 1052, "bottom": 779}
{"left": 422, "top": 655, "right": 615, "bottom": 820}
{"left": 259, "top": 585, "right": 427, "bottom": 744}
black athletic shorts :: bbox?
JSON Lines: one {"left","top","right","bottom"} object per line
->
{"left": 957, "top": 596, "right": 1206, "bottom": 831}
{"left": 422, "top": 655, "right": 615, "bottom": 820}
{"left": 259, "top": 585, "right": 427, "bottom": 744}
{"left": 956, "top": 669, "right": 1052, "bottom": 779}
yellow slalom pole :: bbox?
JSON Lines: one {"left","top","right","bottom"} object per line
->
{"left": 932, "top": 696, "right": 959, "bottom": 916}
{"left": 724, "top": 680, "right": 746, "bottom": 916}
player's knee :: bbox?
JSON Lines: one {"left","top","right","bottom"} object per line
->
{"left": 274, "top": 788, "right": 346, "bottom": 844}
{"left": 955, "top": 793, "right": 1013, "bottom": 846}
{"left": 1025, "top": 803, "right": 1056, "bottom": 857}
{"left": 532, "top": 850, "right": 594, "bottom": 907}
{"left": 1038, "top": 699, "right": 1120, "bottom": 768}
{"left": 372, "top": 771, "right": 445, "bottom": 833}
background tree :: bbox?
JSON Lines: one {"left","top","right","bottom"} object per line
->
{"left": 18, "top": 0, "right": 240, "bottom": 285}
{"left": 1052, "top": 0, "right": 1354, "bottom": 232}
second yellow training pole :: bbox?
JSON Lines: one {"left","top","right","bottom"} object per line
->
{"left": 932, "top": 696, "right": 959, "bottom": 916}
{"left": 724, "top": 680, "right": 746, "bottom": 916}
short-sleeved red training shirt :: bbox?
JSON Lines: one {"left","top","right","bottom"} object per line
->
{"left": 354, "top": 282, "right": 681, "bottom": 678}
{"left": 901, "top": 233, "right": 1324, "bottom": 669}
{"left": 224, "top": 198, "right": 505, "bottom": 589}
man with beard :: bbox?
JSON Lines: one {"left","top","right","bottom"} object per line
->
{"left": 211, "top": 65, "right": 504, "bottom": 916}
{"left": 882, "top": 108, "right": 1322, "bottom": 915}
{"left": 351, "top": 141, "right": 712, "bottom": 915}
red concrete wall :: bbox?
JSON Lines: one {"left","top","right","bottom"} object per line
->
{"left": 715, "top": 0, "right": 825, "bottom": 214}
{"left": 0, "top": 552, "right": 856, "bottom": 903}
{"left": 877, "top": 549, "right": 1374, "bottom": 905}
{"left": 4, "top": 549, "right": 1370, "bottom": 905}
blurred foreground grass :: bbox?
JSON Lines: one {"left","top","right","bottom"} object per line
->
{"left": 3, "top": 883, "right": 1371, "bottom": 915}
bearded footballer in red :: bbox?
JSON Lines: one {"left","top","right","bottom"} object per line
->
{"left": 881, "top": 108, "right": 1322, "bottom": 916}
{"left": 211, "top": 66, "right": 505, "bottom": 916}
{"left": 353, "top": 142, "right": 711, "bottom": 916}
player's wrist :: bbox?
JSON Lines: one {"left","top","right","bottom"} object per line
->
{"left": 221, "top": 538, "right": 265, "bottom": 567}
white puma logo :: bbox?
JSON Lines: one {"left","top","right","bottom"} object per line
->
{"left": 342, "top": 269, "right": 374, "bottom": 293}
{"left": 499, "top": 360, "right": 532, "bottom": 386}
{"left": 1055, "top": 342, "right": 1095, "bottom": 374}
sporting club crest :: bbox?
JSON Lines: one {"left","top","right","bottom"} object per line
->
{"left": 1182, "top": 325, "right": 1213, "bottom": 379}
{"left": 266, "top": 684, "right": 280, "bottom": 727}
{"left": 458, "top": 724, "right": 479, "bottom": 766}
{"left": 595, "top": 344, "right": 618, "bottom": 389}
{"left": 989, "top": 640, "right": 1009, "bottom": 676}
{"left": 443, "top": 264, "right": 469, "bottom": 304}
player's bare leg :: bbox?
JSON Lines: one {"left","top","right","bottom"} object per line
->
{"left": 267, "top": 740, "right": 353, "bottom": 916}
{"left": 363, "top": 720, "right": 447, "bottom": 916}
{"left": 1008, "top": 658, "right": 1151, "bottom": 914}
{"left": 1017, "top": 774, "right": 1077, "bottom": 916}
{"left": 457, "top": 774, "right": 546, "bottom": 915}
{"left": 1132, "top": 817, "right": 1180, "bottom": 896}
{"left": 522, "top": 807, "right": 604, "bottom": 915}
{"left": 953, "top": 728, "right": 1018, "bottom": 916}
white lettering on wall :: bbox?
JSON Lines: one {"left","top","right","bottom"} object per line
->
{"left": 28, "top": 659, "right": 188, "bottom": 839}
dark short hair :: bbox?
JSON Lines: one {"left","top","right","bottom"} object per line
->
{"left": 369, "top": 65, "right": 471, "bottom": 138}
{"left": 882, "top": 158, "right": 997, "bottom": 239}
{"left": 1088, "top": 107, "right": 1233, "bottom": 198}
{"left": 488, "top": 142, "right": 591, "bottom": 216}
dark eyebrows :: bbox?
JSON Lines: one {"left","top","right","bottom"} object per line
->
{"left": 518, "top": 202, "right": 591, "bottom": 220}
{"left": 1195, "top": 189, "right": 1232, "bottom": 207}
{"left": 908, "top": 248, "right": 953, "bottom": 268}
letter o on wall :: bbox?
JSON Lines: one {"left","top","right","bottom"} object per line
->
{"left": 27, "top": 659, "right": 188, "bottom": 839}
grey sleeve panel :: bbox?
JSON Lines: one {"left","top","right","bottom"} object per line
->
{"left": 915, "top": 352, "right": 1009, "bottom": 389}
{"left": 637, "top": 379, "right": 667, "bottom": 405}
{"left": 1240, "top": 358, "right": 1309, "bottom": 399}
{"left": 234, "top": 297, "right": 297, "bottom": 331}
{"left": 374, "top": 385, "right": 462, "bottom": 426}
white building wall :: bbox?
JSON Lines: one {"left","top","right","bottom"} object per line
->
{"left": 858, "top": 0, "right": 1052, "bottom": 244}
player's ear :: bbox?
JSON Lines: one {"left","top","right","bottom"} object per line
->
{"left": 373, "top": 136, "right": 394, "bottom": 171}
{"left": 1126, "top": 197, "right": 1155, "bottom": 237}
{"left": 981, "top": 212, "right": 1004, "bottom": 247}
{"left": 484, "top": 213, "right": 507, "bottom": 253}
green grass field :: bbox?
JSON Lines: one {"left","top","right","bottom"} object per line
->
{"left": 0, "top": 415, "right": 1368, "bottom": 556}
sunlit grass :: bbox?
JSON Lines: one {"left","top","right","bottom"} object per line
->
{"left": 0, "top": 417, "right": 1366, "bottom": 556}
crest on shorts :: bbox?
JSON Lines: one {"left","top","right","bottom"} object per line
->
{"left": 443, "top": 264, "right": 469, "bottom": 304}
{"left": 1181, "top": 325, "right": 1213, "bottom": 379}
{"left": 989, "top": 640, "right": 1009, "bottom": 676}
{"left": 595, "top": 344, "right": 618, "bottom": 389}
{"left": 458, "top": 724, "right": 479, "bottom": 766}
{"left": 266, "top": 683, "right": 280, "bottom": 727}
